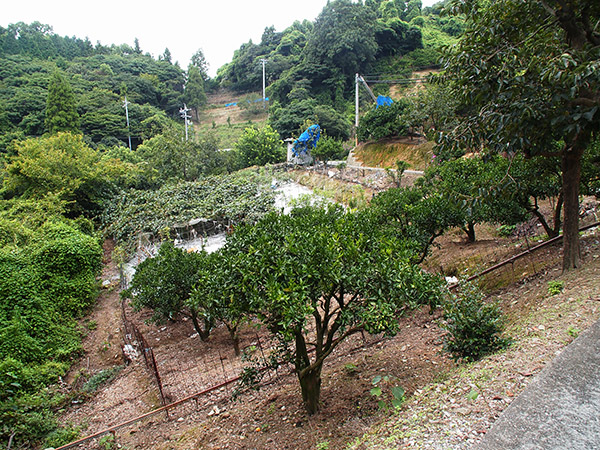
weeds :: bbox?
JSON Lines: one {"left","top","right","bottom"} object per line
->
{"left": 547, "top": 280, "right": 564, "bottom": 296}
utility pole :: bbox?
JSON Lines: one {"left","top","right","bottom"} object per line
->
{"left": 355, "top": 73, "right": 360, "bottom": 146}
{"left": 122, "top": 95, "right": 132, "bottom": 150}
{"left": 260, "top": 58, "right": 267, "bottom": 108}
{"left": 355, "top": 73, "right": 360, "bottom": 129}
{"left": 179, "top": 103, "right": 191, "bottom": 141}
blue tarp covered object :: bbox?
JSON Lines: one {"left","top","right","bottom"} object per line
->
{"left": 376, "top": 95, "right": 394, "bottom": 108}
{"left": 293, "top": 124, "right": 321, "bottom": 156}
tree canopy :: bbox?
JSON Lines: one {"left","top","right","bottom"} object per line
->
{"left": 216, "top": 206, "right": 442, "bottom": 414}
{"left": 439, "top": 0, "right": 600, "bottom": 270}
{"left": 45, "top": 71, "right": 80, "bottom": 134}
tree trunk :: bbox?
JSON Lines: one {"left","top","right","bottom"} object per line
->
{"left": 298, "top": 365, "right": 322, "bottom": 415}
{"left": 294, "top": 330, "right": 322, "bottom": 414}
{"left": 225, "top": 322, "right": 240, "bottom": 357}
{"left": 464, "top": 222, "right": 476, "bottom": 242}
{"left": 531, "top": 207, "right": 559, "bottom": 239}
{"left": 552, "top": 193, "right": 564, "bottom": 237}
{"left": 561, "top": 146, "right": 584, "bottom": 271}
{"left": 190, "top": 310, "right": 211, "bottom": 342}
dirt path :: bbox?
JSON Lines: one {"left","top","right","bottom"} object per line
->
{"left": 60, "top": 240, "right": 157, "bottom": 441}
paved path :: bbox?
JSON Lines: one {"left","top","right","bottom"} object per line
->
{"left": 475, "top": 318, "right": 600, "bottom": 450}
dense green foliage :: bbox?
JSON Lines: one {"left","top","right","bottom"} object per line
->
{"left": 370, "top": 185, "right": 462, "bottom": 262}
{"left": 135, "top": 126, "right": 234, "bottom": 183}
{"left": 101, "top": 170, "right": 278, "bottom": 251}
{"left": 45, "top": 71, "right": 80, "bottom": 134}
{"left": 0, "top": 218, "right": 102, "bottom": 447}
{"left": 441, "top": 281, "right": 510, "bottom": 361}
{"left": 234, "top": 125, "right": 285, "bottom": 167}
{"left": 123, "top": 243, "right": 213, "bottom": 340}
{"left": 217, "top": 0, "right": 460, "bottom": 140}
{"left": 203, "top": 206, "right": 442, "bottom": 413}
{"left": 439, "top": 0, "right": 600, "bottom": 270}
{"left": 2, "top": 132, "right": 147, "bottom": 217}
{"left": 311, "top": 134, "right": 348, "bottom": 162}
{"left": 357, "top": 100, "right": 412, "bottom": 141}
{"left": 0, "top": 22, "right": 187, "bottom": 149}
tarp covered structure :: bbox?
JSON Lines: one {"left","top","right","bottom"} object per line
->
{"left": 376, "top": 95, "right": 394, "bottom": 108}
{"left": 292, "top": 124, "right": 321, "bottom": 156}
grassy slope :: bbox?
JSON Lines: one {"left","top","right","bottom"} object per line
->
{"left": 195, "top": 90, "right": 268, "bottom": 149}
{"left": 352, "top": 138, "right": 435, "bottom": 170}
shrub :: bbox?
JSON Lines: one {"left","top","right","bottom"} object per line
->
{"left": 547, "top": 280, "right": 564, "bottom": 296}
{"left": 440, "top": 282, "right": 510, "bottom": 361}
{"left": 82, "top": 366, "right": 124, "bottom": 393}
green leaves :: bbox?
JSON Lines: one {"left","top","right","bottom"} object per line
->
{"left": 45, "top": 71, "right": 79, "bottom": 134}
{"left": 357, "top": 100, "right": 412, "bottom": 142}
{"left": 102, "top": 170, "right": 277, "bottom": 251}
{"left": 370, "top": 374, "right": 405, "bottom": 411}
{"left": 440, "top": 280, "right": 511, "bottom": 362}
{"left": 234, "top": 125, "right": 285, "bottom": 168}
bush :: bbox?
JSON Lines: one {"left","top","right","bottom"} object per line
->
{"left": 357, "top": 99, "right": 411, "bottom": 142}
{"left": 440, "top": 282, "right": 510, "bottom": 361}
{"left": 82, "top": 366, "right": 124, "bottom": 393}
{"left": 235, "top": 125, "right": 285, "bottom": 168}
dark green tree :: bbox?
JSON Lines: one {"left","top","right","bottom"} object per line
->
{"left": 190, "top": 48, "right": 209, "bottom": 81}
{"left": 303, "top": 0, "right": 378, "bottom": 80}
{"left": 420, "top": 155, "right": 529, "bottom": 242}
{"left": 122, "top": 242, "right": 213, "bottom": 341}
{"left": 184, "top": 65, "right": 207, "bottom": 120}
{"left": 161, "top": 47, "right": 172, "bottom": 63}
{"left": 357, "top": 100, "right": 412, "bottom": 142}
{"left": 439, "top": 0, "right": 600, "bottom": 270}
{"left": 311, "top": 134, "right": 347, "bottom": 162}
{"left": 234, "top": 125, "right": 284, "bottom": 167}
{"left": 222, "top": 206, "right": 442, "bottom": 414}
{"left": 44, "top": 71, "right": 79, "bottom": 134}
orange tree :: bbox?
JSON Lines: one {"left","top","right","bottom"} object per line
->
{"left": 219, "top": 206, "right": 442, "bottom": 414}
{"left": 439, "top": 0, "right": 600, "bottom": 270}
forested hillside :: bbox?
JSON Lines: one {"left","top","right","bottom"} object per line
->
{"left": 1, "top": 1, "right": 461, "bottom": 154}
{"left": 218, "top": 0, "right": 462, "bottom": 140}
{"left": 0, "top": 21, "right": 191, "bottom": 152}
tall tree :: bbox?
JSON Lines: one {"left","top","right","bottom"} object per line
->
{"left": 439, "top": 0, "right": 600, "bottom": 270}
{"left": 184, "top": 65, "right": 207, "bottom": 120}
{"left": 44, "top": 71, "right": 80, "bottom": 134}
{"left": 161, "top": 47, "right": 172, "bottom": 63}
{"left": 190, "top": 48, "right": 210, "bottom": 81}
{"left": 303, "top": 0, "right": 378, "bottom": 80}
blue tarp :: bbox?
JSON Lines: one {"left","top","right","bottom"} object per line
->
{"left": 376, "top": 95, "right": 394, "bottom": 108}
{"left": 292, "top": 124, "right": 321, "bottom": 156}
{"left": 224, "top": 98, "right": 269, "bottom": 108}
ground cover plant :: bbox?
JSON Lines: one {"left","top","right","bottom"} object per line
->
{"left": 0, "top": 217, "right": 102, "bottom": 447}
{"left": 101, "top": 169, "right": 278, "bottom": 253}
